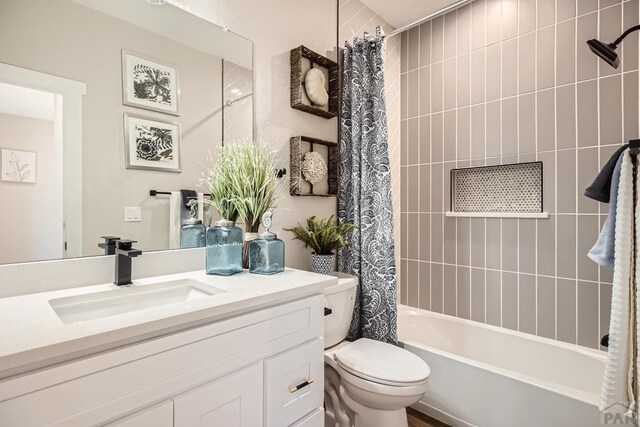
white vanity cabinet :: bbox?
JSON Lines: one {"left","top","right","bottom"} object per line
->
{"left": 0, "top": 294, "right": 325, "bottom": 427}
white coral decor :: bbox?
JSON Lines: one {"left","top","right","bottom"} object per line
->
{"left": 301, "top": 151, "right": 328, "bottom": 184}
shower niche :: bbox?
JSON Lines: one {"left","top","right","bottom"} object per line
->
{"left": 447, "top": 161, "right": 548, "bottom": 219}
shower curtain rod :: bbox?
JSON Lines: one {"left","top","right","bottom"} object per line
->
{"left": 387, "top": 0, "right": 473, "bottom": 37}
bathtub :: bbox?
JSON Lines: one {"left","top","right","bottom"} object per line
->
{"left": 397, "top": 305, "right": 607, "bottom": 427}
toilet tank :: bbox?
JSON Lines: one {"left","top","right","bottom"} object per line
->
{"left": 324, "top": 272, "right": 358, "bottom": 348}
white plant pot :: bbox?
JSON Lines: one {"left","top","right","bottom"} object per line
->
{"left": 310, "top": 253, "right": 335, "bottom": 275}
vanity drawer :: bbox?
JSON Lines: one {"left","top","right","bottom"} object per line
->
{"left": 290, "top": 407, "right": 324, "bottom": 426}
{"left": 264, "top": 338, "right": 324, "bottom": 427}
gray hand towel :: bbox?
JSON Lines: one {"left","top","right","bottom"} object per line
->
{"left": 588, "top": 150, "right": 625, "bottom": 268}
{"left": 584, "top": 144, "right": 627, "bottom": 203}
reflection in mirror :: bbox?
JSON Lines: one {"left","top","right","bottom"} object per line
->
{"left": 0, "top": 0, "right": 253, "bottom": 265}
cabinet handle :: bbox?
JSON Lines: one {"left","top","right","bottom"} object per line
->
{"left": 289, "top": 378, "right": 314, "bottom": 393}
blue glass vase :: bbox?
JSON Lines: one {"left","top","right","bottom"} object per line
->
{"left": 249, "top": 212, "right": 285, "bottom": 275}
{"left": 180, "top": 219, "right": 206, "bottom": 248}
{"left": 206, "top": 219, "right": 243, "bottom": 276}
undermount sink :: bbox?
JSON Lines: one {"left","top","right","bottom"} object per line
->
{"left": 49, "top": 279, "right": 225, "bottom": 324}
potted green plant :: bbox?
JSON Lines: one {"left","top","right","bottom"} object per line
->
{"left": 285, "top": 216, "right": 356, "bottom": 275}
{"left": 201, "top": 139, "right": 282, "bottom": 267}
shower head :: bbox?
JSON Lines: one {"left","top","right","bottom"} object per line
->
{"left": 587, "top": 25, "right": 640, "bottom": 69}
{"left": 587, "top": 39, "right": 619, "bottom": 69}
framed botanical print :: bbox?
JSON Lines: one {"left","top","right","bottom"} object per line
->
{"left": 1, "top": 148, "right": 36, "bottom": 183}
{"left": 124, "top": 113, "right": 181, "bottom": 173}
{"left": 122, "top": 50, "right": 180, "bottom": 115}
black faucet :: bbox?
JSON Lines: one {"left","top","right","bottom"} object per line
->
{"left": 114, "top": 239, "right": 142, "bottom": 286}
{"left": 98, "top": 236, "right": 120, "bottom": 255}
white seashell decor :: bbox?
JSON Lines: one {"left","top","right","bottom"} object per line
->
{"left": 301, "top": 151, "right": 328, "bottom": 184}
{"left": 304, "top": 68, "right": 329, "bottom": 107}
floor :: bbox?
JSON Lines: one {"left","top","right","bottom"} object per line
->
{"left": 407, "top": 408, "right": 451, "bottom": 427}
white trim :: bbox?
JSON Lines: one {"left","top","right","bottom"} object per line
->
{"left": 445, "top": 211, "right": 549, "bottom": 219}
{"left": 0, "top": 62, "right": 86, "bottom": 258}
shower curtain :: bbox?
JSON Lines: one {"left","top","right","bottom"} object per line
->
{"left": 338, "top": 27, "right": 398, "bottom": 345}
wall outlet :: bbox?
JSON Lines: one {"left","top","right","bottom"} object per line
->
{"left": 124, "top": 207, "right": 142, "bottom": 222}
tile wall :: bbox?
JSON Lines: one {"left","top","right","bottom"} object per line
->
{"left": 399, "top": 0, "right": 639, "bottom": 349}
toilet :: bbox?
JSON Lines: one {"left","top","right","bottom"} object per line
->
{"left": 324, "top": 273, "right": 430, "bottom": 427}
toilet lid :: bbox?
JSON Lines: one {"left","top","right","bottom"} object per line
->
{"left": 334, "top": 338, "right": 430, "bottom": 386}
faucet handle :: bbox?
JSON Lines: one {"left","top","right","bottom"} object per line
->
{"left": 116, "top": 239, "right": 138, "bottom": 250}
{"left": 100, "top": 236, "right": 120, "bottom": 245}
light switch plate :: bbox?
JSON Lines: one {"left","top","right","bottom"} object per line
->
{"left": 124, "top": 207, "right": 142, "bottom": 222}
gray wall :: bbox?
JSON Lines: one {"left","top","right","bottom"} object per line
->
{"left": 399, "top": 0, "right": 639, "bottom": 349}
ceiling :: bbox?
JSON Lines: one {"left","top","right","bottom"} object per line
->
{"left": 360, "top": 0, "right": 461, "bottom": 29}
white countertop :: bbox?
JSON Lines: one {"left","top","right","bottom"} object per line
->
{"left": 0, "top": 268, "right": 336, "bottom": 379}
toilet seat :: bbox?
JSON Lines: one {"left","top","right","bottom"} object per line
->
{"left": 333, "top": 338, "right": 430, "bottom": 387}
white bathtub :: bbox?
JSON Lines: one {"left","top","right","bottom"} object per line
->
{"left": 397, "top": 305, "right": 606, "bottom": 427}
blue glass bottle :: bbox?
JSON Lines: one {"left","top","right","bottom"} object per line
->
{"left": 249, "top": 212, "right": 285, "bottom": 275}
{"left": 180, "top": 218, "right": 206, "bottom": 248}
{"left": 206, "top": 199, "right": 243, "bottom": 276}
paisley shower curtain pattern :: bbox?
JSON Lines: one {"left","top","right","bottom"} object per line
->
{"left": 338, "top": 27, "right": 398, "bottom": 344}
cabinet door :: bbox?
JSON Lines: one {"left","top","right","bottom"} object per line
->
{"left": 106, "top": 401, "right": 173, "bottom": 427}
{"left": 173, "top": 362, "right": 263, "bottom": 427}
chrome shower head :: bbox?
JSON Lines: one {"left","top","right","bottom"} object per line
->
{"left": 587, "top": 39, "right": 619, "bottom": 69}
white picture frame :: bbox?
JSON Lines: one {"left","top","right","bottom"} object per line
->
{"left": 124, "top": 113, "right": 181, "bottom": 173}
{"left": 122, "top": 49, "right": 180, "bottom": 116}
{"left": 1, "top": 148, "right": 36, "bottom": 183}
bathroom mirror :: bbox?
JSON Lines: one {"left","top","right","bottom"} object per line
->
{"left": 0, "top": 0, "right": 254, "bottom": 264}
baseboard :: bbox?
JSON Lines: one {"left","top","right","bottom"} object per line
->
{"left": 411, "top": 400, "right": 475, "bottom": 427}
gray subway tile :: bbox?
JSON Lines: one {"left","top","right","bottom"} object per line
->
{"left": 471, "top": 0, "right": 486, "bottom": 50}
{"left": 457, "top": 107, "right": 471, "bottom": 160}
{"left": 486, "top": 0, "right": 501, "bottom": 45}
{"left": 431, "top": 62, "right": 443, "bottom": 113}
{"left": 577, "top": 13, "right": 597, "bottom": 82}
{"left": 401, "top": 31, "right": 408, "bottom": 74}
{"left": 537, "top": 276, "right": 556, "bottom": 339}
{"left": 519, "top": 93, "right": 536, "bottom": 154}
{"left": 408, "top": 70, "right": 419, "bottom": 117}
{"left": 486, "top": 218, "right": 501, "bottom": 270}
{"left": 419, "top": 115, "right": 431, "bottom": 164}
{"left": 557, "top": 84, "right": 576, "bottom": 150}
{"left": 502, "top": 97, "right": 517, "bottom": 156}
{"left": 432, "top": 112, "right": 443, "bottom": 162}
{"left": 408, "top": 26, "right": 420, "bottom": 71}
{"left": 400, "top": 73, "right": 407, "bottom": 120}
{"left": 457, "top": 217, "right": 471, "bottom": 266}
{"left": 486, "top": 44, "right": 501, "bottom": 102}
{"left": 444, "top": 216, "right": 456, "bottom": 264}
{"left": 431, "top": 263, "right": 443, "bottom": 313}
{"left": 557, "top": 149, "right": 576, "bottom": 213}
{"left": 419, "top": 262, "right": 431, "bottom": 310}
{"left": 502, "top": 0, "right": 517, "bottom": 40}
{"left": 518, "top": 0, "right": 536, "bottom": 35}
{"left": 419, "top": 164, "right": 430, "bottom": 212}
{"left": 518, "top": 220, "right": 536, "bottom": 274}
{"left": 471, "top": 50, "right": 486, "bottom": 104}
{"left": 431, "top": 214, "right": 443, "bottom": 262}
{"left": 419, "top": 66, "right": 431, "bottom": 116}
{"left": 471, "top": 268, "right": 486, "bottom": 322}
{"left": 623, "top": 1, "right": 639, "bottom": 72}
{"left": 431, "top": 16, "right": 444, "bottom": 63}
{"left": 537, "top": 0, "right": 555, "bottom": 28}
{"left": 502, "top": 272, "right": 518, "bottom": 330}
{"left": 557, "top": 0, "right": 576, "bottom": 22}
{"left": 408, "top": 118, "right": 419, "bottom": 165}
{"left": 419, "top": 21, "right": 431, "bottom": 67}
{"left": 407, "top": 165, "right": 419, "bottom": 212}
{"left": 537, "top": 215, "right": 556, "bottom": 276}
{"left": 537, "top": 89, "right": 556, "bottom": 152}
{"left": 577, "top": 148, "right": 598, "bottom": 213}
{"left": 502, "top": 219, "right": 518, "bottom": 271}
{"left": 444, "top": 111, "right": 456, "bottom": 162}
{"left": 471, "top": 218, "right": 486, "bottom": 268}
{"left": 556, "top": 19, "right": 575, "bottom": 86}
{"left": 408, "top": 213, "right": 419, "bottom": 256}
{"left": 537, "top": 27, "right": 555, "bottom": 90}
{"left": 538, "top": 151, "right": 555, "bottom": 212}
{"left": 443, "top": 59, "right": 457, "bottom": 111}
{"left": 577, "top": 80, "right": 598, "bottom": 147}
{"left": 557, "top": 279, "right": 577, "bottom": 344}
{"left": 502, "top": 38, "right": 517, "bottom": 98}
{"left": 432, "top": 163, "right": 443, "bottom": 213}
{"left": 457, "top": 266, "right": 471, "bottom": 319}
{"left": 401, "top": 119, "right": 408, "bottom": 166}
{"left": 518, "top": 274, "right": 536, "bottom": 334}
{"left": 401, "top": 213, "right": 407, "bottom": 258}
{"left": 444, "top": 12, "right": 457, "bottom": 60}
{"left": 557, "top": 215, "right": 577, "bottom": 279}
{"left": 624, "top": 72, "right": 639, "bottom": 142}
{"left": 486, "top": 270, "right": 501, "bottom": 326}
{"left": 577, "top": 215, "right": 599, "bottom": 281}
{"left": 519, "top": 32, "right": 536, "bottom": 94}
{"left": 599, "top": 75, "right": 623, "bottom": 146}
{"left": 486, "top": 101, "right": 501, "bottom": 157}
{"left": 471, "top": 104, "right": 486, "bottom": 159}
{"left": 407, "top": 260, "right": 420, "bottom": 306}
{"left": 577, "top": 0, "right": 597, "bottom": 15}
{"left": 444, "top": 265, "right": 457, "bottom": 315}
{"left": 457, "top": 54, "right": 471, "bottom": 108}
{"left": 599, "top": 5, "right": 622, "bottom": 78}
{"left": 457, "top": 4, "right": 471, "bottom": 55}
{"left": 419, "top": 213, "right": 430, "bottom": 261}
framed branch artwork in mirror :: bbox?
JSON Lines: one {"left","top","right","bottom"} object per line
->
{"left": 290, "top": 45, "right": 339, "bottom": 119}
{"left": 124, "top": 114, "right": 182, "bottom": 173}
{"left": 122, "top": 50, "right": 180, "bottom": 116}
